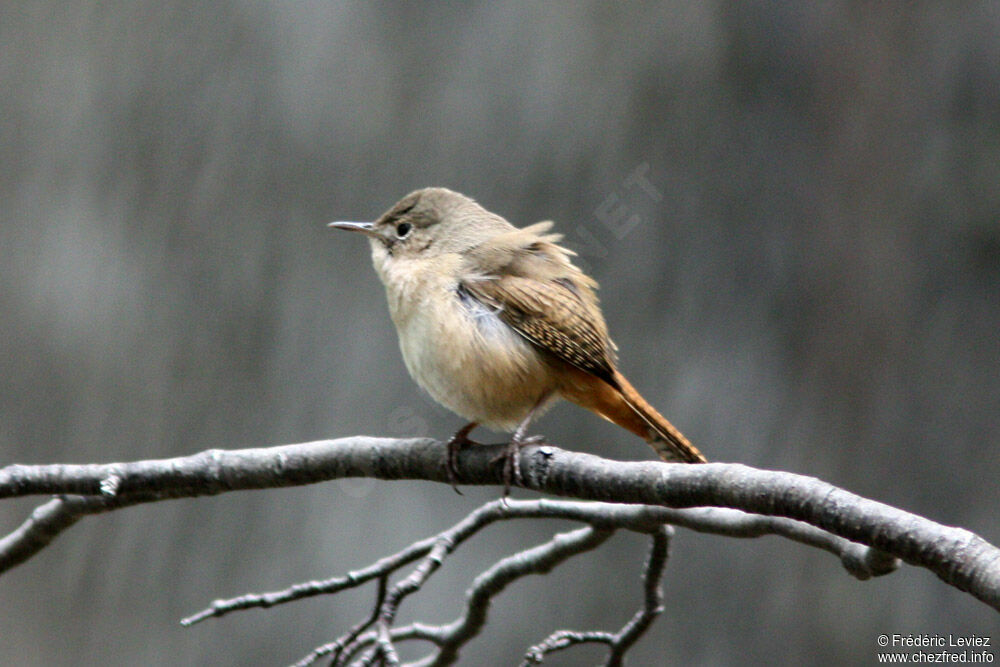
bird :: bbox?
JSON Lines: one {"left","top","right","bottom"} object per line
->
{"left": 330, "top": 187, "right": 705, "bottom": 493}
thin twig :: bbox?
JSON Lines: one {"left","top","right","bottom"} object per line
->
{"left": 521, "top": 526, "right": 672, "bottom": 666}
{"left": 290, "top": 575, "right": 390, "bottom": 667}
{"left": 608, "top": 526, "right": 671, "bottom": 663}
{"left": 522, "top": 630, "right": 616, "bottom": 664}
{"left": 427, "top": 525, "right": 614, "bottom": 666}
{"left": 182, "top": 537, "right": 436, "bottom": 626}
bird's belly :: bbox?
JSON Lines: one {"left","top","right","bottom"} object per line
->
{"left": 394, "top": 291, "right": 556, "bottom": 431}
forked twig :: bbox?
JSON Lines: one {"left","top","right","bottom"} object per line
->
{"left": 521, "top": 526, "right": 671, "bottom": 666}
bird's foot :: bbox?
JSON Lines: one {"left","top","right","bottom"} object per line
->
{"left": 446, "top": 423, "right": 480, "bottom": 495}
{"left": 491, "top": 434, "right": 546, "bottom": 499}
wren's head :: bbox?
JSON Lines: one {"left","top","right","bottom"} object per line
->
{"left": 329, "top": 188, "right": 513, "bottom": 268}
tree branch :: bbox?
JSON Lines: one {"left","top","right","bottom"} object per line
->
{"left": 181, "top": 499, "right": 895, "bottom": 632}
{"left": 316, "top": 524, "right": 616, "bottom": 666}
{"left": 1, "top": 437, "right": 997, "bottom": 612}
{"left": 271, "top": 499, "right": 644, "bottom": 666}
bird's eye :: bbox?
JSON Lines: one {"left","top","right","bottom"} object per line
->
{"left": 395, "top": 222, "right": 412, "bottom": 238}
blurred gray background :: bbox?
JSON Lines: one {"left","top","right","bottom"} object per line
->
{"left": 1, "top": 2, "right": 998, "bottom": 665}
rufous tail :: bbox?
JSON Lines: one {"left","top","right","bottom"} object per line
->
{"left": 562, "top": 368, "right": 706, "bottom": 463}
{"left": 611, "top": 371, "right": 706, "bottom": 463}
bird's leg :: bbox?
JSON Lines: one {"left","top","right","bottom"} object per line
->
{"left": 445, "top": 422, "right": 479, "bottom": 494}
{"left": 493, "top": 393, "right": 551, "bottom": 497}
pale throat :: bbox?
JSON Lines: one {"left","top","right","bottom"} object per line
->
{"left": 371, "top": 244, "right": 464, "bottom": 325}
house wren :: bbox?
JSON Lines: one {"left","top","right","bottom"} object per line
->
{"left": 330, "top": 187, "right": 706, "bottom": 490}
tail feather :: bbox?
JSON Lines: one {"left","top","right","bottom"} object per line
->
{"left": 558, "top": 367, "right": 706, "bottom": 463}
{"left": 612, "top": 371, "right": 706, "bottom": 463}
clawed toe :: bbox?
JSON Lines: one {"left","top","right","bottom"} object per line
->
{"left": 490, "top": 434, "right": 545, "bottom": 498}
{"left": 446, "top": 423, "right": 480, "bottom": 494}
{"left": 490, "top": 441, "right": 521, "bottom": 498}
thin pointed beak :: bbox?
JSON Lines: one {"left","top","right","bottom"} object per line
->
{"left": 328, "top": 221, "right": 381, "bottom": 240}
